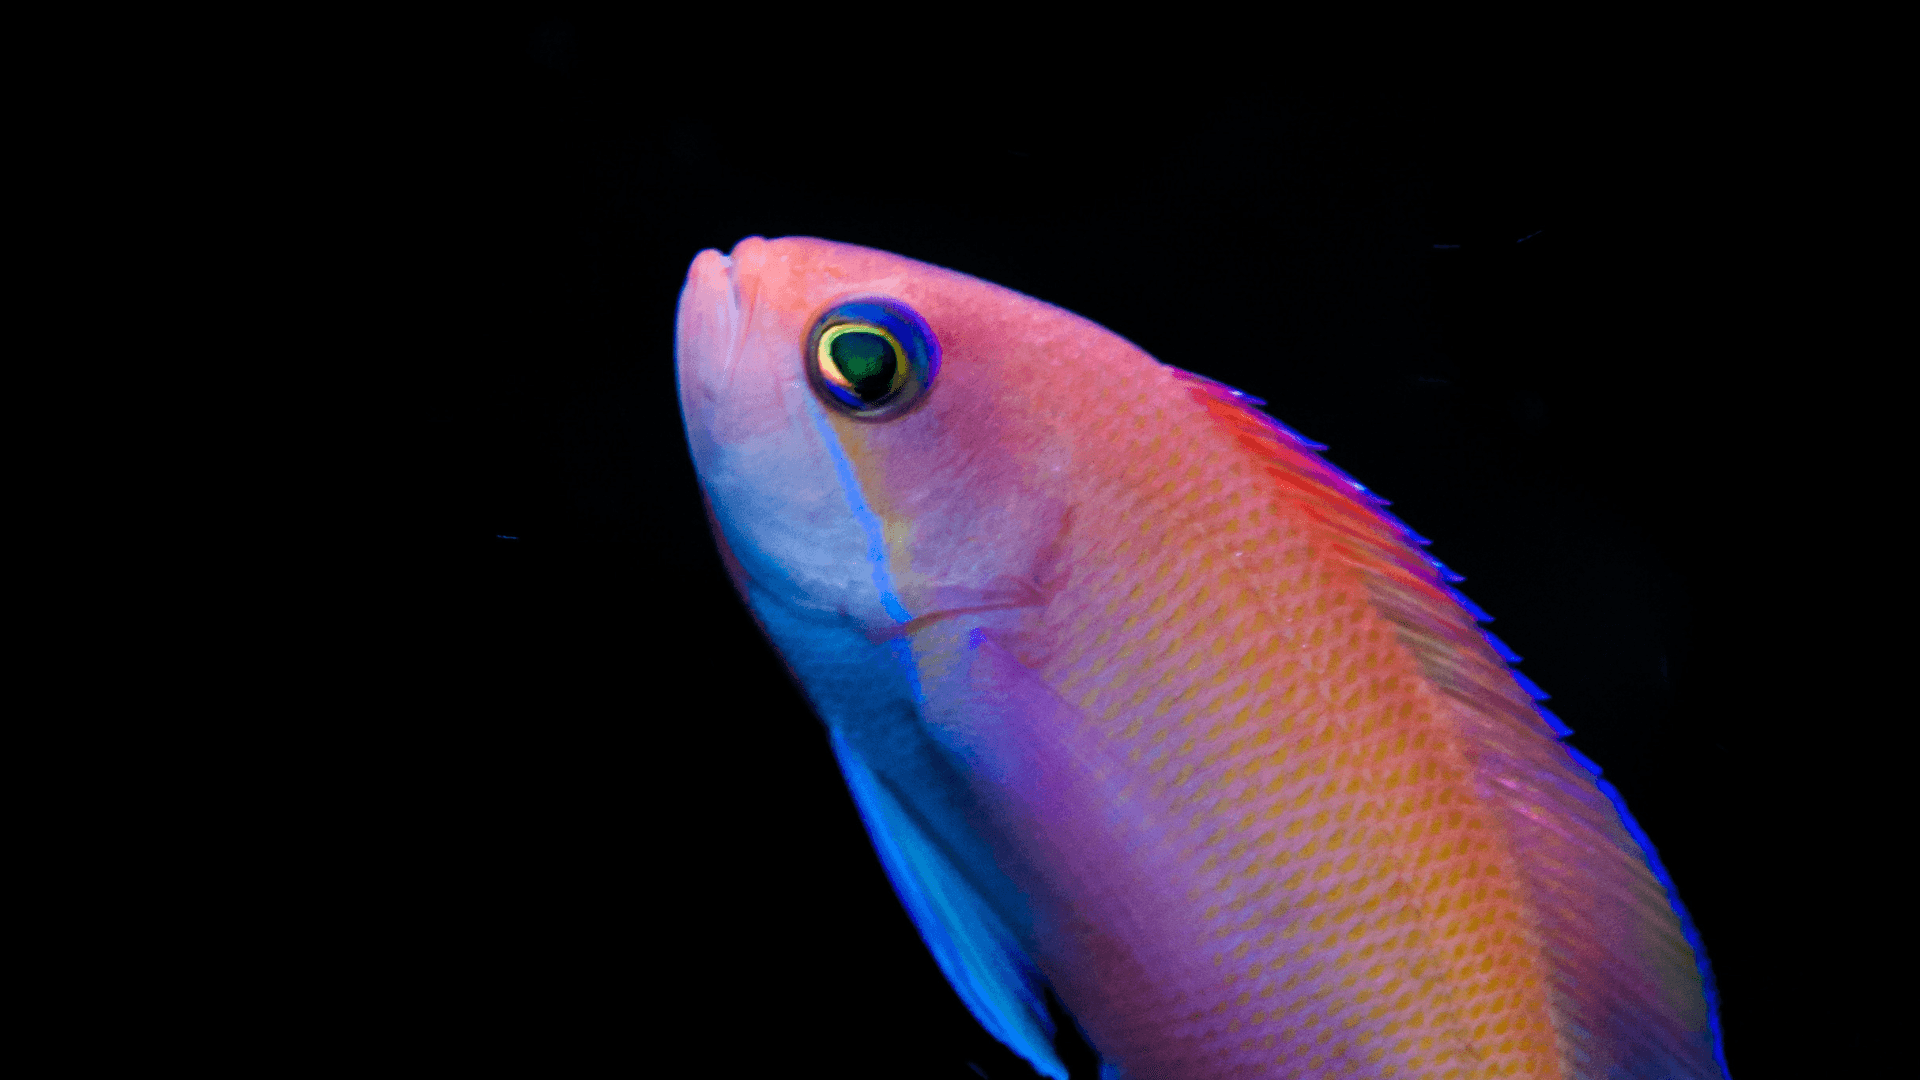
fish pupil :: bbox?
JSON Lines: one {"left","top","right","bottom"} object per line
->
{"left": 829, "top": 331, "right": 899, "bottom": 402}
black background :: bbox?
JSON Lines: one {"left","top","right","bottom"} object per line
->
{"left": 362, "top": 20, "right": 1800, "bottom": 1078}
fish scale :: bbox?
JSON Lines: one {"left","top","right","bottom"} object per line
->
{"left": 1018, "top": 370, "right": 1561, "bottom": 1078}
{"left": 676, "top": 236, "right": 1723, "bottom": 1080}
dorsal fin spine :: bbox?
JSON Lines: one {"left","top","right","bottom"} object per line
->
{"left": 1482, "top": 630, "right": 1524, "bottom": 663}
{"left": 1511, "top": 671, "right": 1553, "bottom": 701}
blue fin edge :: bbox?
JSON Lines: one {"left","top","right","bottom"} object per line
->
{"left": 1584, "top": 760, "right": 1733, "bottom": 1080}
{"left": 828, "top": 731, "right": 1070, "bottom": 1080}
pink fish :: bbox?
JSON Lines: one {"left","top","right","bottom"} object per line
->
{"left": 676, "top": 236, "right": 1724, "bottom": 1079}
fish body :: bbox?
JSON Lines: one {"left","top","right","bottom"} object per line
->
{"left": 676, "top": 237, "right": 1724, "bottom": 1079}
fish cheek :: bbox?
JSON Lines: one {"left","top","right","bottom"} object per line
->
{"left": 894, "top": 445, "right": 1074, "bottom": 623}
{"left": 821, "top": 358, "right": 1070, "bottom": 637}
{"left": 820, "top": 413, "right": 933, "bottom": 610}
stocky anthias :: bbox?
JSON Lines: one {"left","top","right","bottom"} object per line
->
{"left": 675, "top": 236, "right": 1726, "bottom": 1080}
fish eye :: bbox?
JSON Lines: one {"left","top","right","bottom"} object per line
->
{"left": 805, "top": 298, "right": 939, "bottom": 419}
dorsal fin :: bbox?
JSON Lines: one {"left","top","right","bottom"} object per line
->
{"left": 1173, "top": 368, "right": 1728, "bottom": 1079}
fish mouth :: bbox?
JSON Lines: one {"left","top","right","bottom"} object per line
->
{"left": 690, "top": 236, "right": 773, "bottom": 396}
{"left": 715, "top": 251, "right": 744, "bottom": 390}
{"left": 676, "top": 245, "right": 747, "bottom": 405}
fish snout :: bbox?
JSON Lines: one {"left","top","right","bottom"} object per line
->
{"left": 676, "top": 245, "right": 759, "bottom": 480}
{"left": 676, "top": 247, "right": 739, "bottom": 393}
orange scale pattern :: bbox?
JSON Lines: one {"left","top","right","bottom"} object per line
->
{"left": 1030, "top": 373, "right": 1563, "bottom": 1078}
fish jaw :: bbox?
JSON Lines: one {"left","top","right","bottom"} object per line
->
{"left": 675, "top": 239, "right": 900, "bottom": 631}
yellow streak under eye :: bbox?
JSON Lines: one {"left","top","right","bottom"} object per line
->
{"left": 817, "top": 323, "right": 908, "bottom": 394}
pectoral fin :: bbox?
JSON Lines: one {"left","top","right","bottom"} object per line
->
{"left": 829, "top": 730, "right": 1069, "bottom": 1080}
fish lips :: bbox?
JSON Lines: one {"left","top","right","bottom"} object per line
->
{"left": 675, "top": 240, "right": 899, "bottom": 630}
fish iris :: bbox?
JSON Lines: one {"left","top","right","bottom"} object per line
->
{"left": 805, "top": 298, "right": 940, "bottom": 419}
{"left": 821, "top": 327, "right": 904, "bottom": 404}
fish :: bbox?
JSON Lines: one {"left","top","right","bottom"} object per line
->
{"left": 675, "top": 236, "right": 1726, "bottom": 1080}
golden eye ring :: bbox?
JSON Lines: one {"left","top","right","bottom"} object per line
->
{"left": 804, "top": 298, "right": 940, "bottom": 420}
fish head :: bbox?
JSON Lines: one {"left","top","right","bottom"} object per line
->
{"left": 676, "top": 236, "right": 1100, "bottom": 645}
